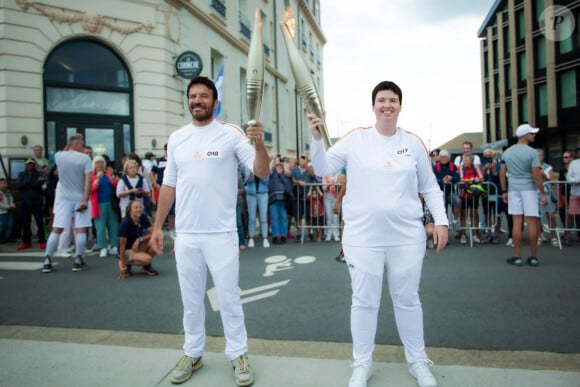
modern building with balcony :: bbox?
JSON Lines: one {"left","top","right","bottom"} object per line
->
{"left": 0, "top": 0, "right": 324, "bottom": 179}
{"left": 478, "top": 0, "right": 579, "bottom": 167}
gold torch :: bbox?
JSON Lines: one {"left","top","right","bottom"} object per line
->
{"left": 280, "top": 8, "right": 332, "bottom": 148}
{"left": 246, "top": 8, "right": 264, "bottom": 129}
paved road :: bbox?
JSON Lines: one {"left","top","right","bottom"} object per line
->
{"left": 1, "top": 237, "right": 579, "bottom": 355}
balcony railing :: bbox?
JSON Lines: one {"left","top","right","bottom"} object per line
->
{"left": 211, "top": 0, "right": 226, "bottom": 18}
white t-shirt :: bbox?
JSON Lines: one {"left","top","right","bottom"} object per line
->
{"left": 54, "top": 150, "right": 92, "bottom": 201}
{"left": 116, "top": 174, "right": 151, "bottom": 213}
{"left": 310, "top": 126, "right": 447, "bottom": 247}
{"left": 163, "top": 119, "right": 256, "bottom": 233}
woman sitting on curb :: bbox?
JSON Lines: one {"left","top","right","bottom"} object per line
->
{"left": 117, "top": 200, "right": 158, "bottom": 279}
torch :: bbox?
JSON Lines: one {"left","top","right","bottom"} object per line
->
{"left": 246, "top": 8, "right": 264, "bottom": 129}
{"left": 280, "top": 8, "right": 332, "bottom": 148}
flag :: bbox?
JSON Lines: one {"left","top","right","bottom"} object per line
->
{"left": 213, "top": 64, "right": 224, "bottom": 118}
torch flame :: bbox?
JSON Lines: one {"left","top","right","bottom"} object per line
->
{"left": 282, "top": 7, "right": 295, "bottom": 38}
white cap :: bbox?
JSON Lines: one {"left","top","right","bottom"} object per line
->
{"left": 516, "top": 124, "right": 539, "bottom": 137}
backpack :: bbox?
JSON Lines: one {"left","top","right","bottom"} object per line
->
{"left": 435, "top": 162, "right": 455, "bottom": 174}
{"left": 121, "top": 174, "right": 144, "bottom": 201}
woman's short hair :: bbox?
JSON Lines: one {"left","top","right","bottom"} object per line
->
{"left": 123, "top": 159, "right": 139, "bottom": 175}
{"left": 92, "top": 155, "right": 106, "bottom": 169}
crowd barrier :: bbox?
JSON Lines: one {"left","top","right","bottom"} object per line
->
{"left": 291, "top": 181, "right": 579, "bottom": 249}
{"left": 541, "top": 181, "right": 579, "bottom": 250}
{"left": 294, "top": 182, "right": 342, "bottom": 244}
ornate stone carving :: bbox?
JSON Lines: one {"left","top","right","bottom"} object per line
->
{"left": 17, "top": 0, "right": 154, "bottom": 35}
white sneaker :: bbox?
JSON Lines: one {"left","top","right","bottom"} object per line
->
{"left": 408, "top": 360, "right": 437, "bottom": 387}
{"left": 325, "top": 234, "right": 332, "bottom": 242}
{"left": 248, "top": 238, "right": 255, "bottom": 248}
{"left": 537, "top": 237, "right": 542, "bottom": 246}
{"left": 108, "top": 246, "right": 118, "bottom": 255}
{"left": 506, "top": 237, "right": 514, "bottom": 247}
{"left": 333, "top": 232, "right": 340, "bottom": 242}
{"left": 169, "top": 230, "right": 176, "bottom": 240}
{"left": 66, "top": 246, "right": 74, "bottom": 253}
{"left": 472, "top": 235, "right": 482, "bottom": 244}
{"left": 348, "top": 364, "right": 372, "bottom": 387}
{"left": 54, "top": 251, "right": 71, "bottom": 258}
{"left": 263, "top": 238, "right": 270, "bottom": 248}
{"left": 452, "top": 219, "right": 460, "bottom": 232}
{"left": 99, "top": 248, "right": 108, "bottom": 258}
{"left": 460, "top": 235, "right": 467, "bottom": 244}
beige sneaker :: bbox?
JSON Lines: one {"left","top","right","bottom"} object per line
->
{"left": 170, "top": 355, "right": 202, "bottom": 384}
{"left": 231, "top": 353, "right": 254, "bottom": 386}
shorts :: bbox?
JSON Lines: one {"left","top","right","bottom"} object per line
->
{"left": 52, "top": 199, "right": 92, "bottom": 229}
{"left": 507, "top": 190, "right": 539, "bottom": 217}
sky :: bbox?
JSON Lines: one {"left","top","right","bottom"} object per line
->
{"left": 320, "top": 0, "right": 497, "bottom": 150}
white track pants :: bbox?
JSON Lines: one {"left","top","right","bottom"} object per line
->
{"left": 174, "top": 232, "right": 248, "bottom": 361}
{"left": 343, "top": 242, "right": 428, "bottom": 367}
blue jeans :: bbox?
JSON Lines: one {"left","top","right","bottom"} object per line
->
{"left": 0, "top": 212, "right": 13, "bottom": 240}
{"left": 236, "top": 202, "right": 246, "bottom": 246}
{"left": 269, "top": 200, "right": 288, "bottom": 238}
{"left": 246, "top": 192, "right": 269, "bottom": 238}
{"left": 94, "top": 202, "right": 119, "bottom": 249}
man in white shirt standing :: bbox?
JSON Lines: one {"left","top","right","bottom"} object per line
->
{"left": 150, "top": 76, "right": 269, "bottom": 387}
{"left": 42, "top": 134, "right": 92, "bottom": 273}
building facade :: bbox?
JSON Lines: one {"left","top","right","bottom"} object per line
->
{"left": 0, "top": 0, "right": 325, "bottom": 179}
{"left": 478, "top": 0, "right": 579, "bottom": 168}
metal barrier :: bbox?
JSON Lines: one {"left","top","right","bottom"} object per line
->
{"left": 541, "top": 181, "right": 580, "bottom": 250}
{"left": 294, "top": 182, "right": 343, "bottom": 244}
{"left": 449, "top": 181, "right": 500, "bottom": 247}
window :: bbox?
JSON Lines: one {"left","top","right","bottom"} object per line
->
{"left": 519, "top": 93, "right": 528, "bottom": 122}
{"left": 505, "top": 63, "right": 512, "bottom": 92}
{"left": 560, "top": 70, "right": 577, "bottom": 108}
{"left": 516, "top": 10, "right": 525, "bottom": 40}
{"left": 45, "top": 40, "right": 130, "bottom": 89}
{"left": 536, "top": 37, "right": 546, "bottom": 70}
{"left": 518, "top": 52, "right": 527, "bottom": 81}
{"left": 534, "top": 0, "right": 545, "bottom": 23}
{"left": 537, "top": 83, "right": 548, "bottom": 117}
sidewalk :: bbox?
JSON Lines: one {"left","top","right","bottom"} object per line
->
{"left": 1, "top": 326, "right": 579, "bottom": 387}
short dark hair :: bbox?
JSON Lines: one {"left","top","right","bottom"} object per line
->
{"left": 186, "top": 76, "right": 218, "bottom": 101}
{"left": 372, "top": 81, "right": 403, "bottom": 106}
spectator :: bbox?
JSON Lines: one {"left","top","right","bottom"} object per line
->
{"left": 16, "top": 158, "right": 46, "bottom": 250}
{"left": 284, "top": 157, "right": 297, "bottom": 238}
{"left": 458, "top": 153, "right": 484, "bottom": 244}
{"left": 117, "top": 199, "right": 158, "bottom": 278}
{"left": 291, "top": 153, "right": 315, "bottom": 241}
{"left": 33, "top": 145, "right": 49, "bottom": 171}
{"left": 236, "top": 165, "right": 248, "bottom": 250}
{"left": 91, "top": 155, "right": 119, "bottom": 258}
{"left": 150, "top": 144, "right": 175, "bottom": 239}
{"left": 537, "top": 149, "right": 558, "bottom": 247}
{"left": 84, "top": 145, "right": 93, "bottom": 159}
{"left": 245, "top": 164, "right": 270, "bottom": 248}
{"left": 42, "top": 134, "right": 92, "bottom": 273}
{"left": 429, "top": 149, "right": 440, "bottom": 167}
{"left": 454, "top": 141, "right": 481, "bottom": 168}
{"left": 269, "top": 156, "right": 293, "bottom": 244}
{"left": 307, "top": 182, "right": 324, "bottom": 242}
{"left": 0, "top": 178, "right": 16, "bottom": 243}
{"left": 432, "top": 149, "right": 459, "bottom": 227}
{"left": 323, "top": 171, "right": 341, "bottom": 242}
{"left": 116, "top": 159, "right": 150, "bottom": 218}
{"left": 558, "top": 150, "right": 576, "bottom": 245}
{"left": 480, "top": 148, "right": 501, "bottom": 243}
{"left": 565, "top": 153, "right": 580, "bottom": 244}
{"left": 142, "top": 151, "right": 157, "bottom": 215}
{"left": 500, "top": 124, "right": 547, "bottom": 267}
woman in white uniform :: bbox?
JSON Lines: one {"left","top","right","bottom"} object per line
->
{"left": 307, "top": 81, "right": 448, "bottom": 387}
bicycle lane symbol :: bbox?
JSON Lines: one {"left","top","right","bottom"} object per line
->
{"left": 206, "top": 254, "right": 316, "bottom": 312}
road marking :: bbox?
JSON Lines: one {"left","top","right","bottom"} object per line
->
{"left": 0, "top": 252, "right": 46, "bottom": 257}
{"left": 207, "top": 280, "right": 290, "bottom": 312}
{"left": 262, "top": 255, "right": 316, "bottom": 277}
{"left": 0, "top": 261, "right": 50, "bottom": 271}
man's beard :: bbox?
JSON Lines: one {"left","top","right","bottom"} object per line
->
{"left": 190, "top": 104, "right": 214, "bottom": 122}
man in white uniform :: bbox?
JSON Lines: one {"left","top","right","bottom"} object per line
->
{"left": 308, "top": 81, "right": 448, "bottom": 387}
{"left": 150, "top": 76, "right": 269, "bottom": 386}
{"left": 42, "top": 134, "right": 92, "bottom": 273}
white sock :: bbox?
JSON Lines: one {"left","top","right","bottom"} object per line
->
{"left": 75, "top": 232, "right": 87, "bottom": 258}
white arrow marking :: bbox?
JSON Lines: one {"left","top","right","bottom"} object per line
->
{"left": 207, "top": 280, "right": 290, "bottom": 312}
